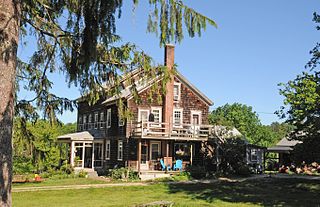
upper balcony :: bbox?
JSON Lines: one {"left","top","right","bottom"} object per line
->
{"left": 129, "top": 121, "right": 214, "bottom": 141}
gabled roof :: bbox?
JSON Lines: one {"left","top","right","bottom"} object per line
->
{"left": 267, "top": 137, "right": 302, "bottom": 153}
{"left": 101, "top": 69, "right": 213, "bottom": 106}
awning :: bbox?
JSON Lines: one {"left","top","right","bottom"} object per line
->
{"left": 57, "top": 131, "right": 94, "bottom": 142}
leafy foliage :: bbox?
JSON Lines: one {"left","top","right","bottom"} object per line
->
{"left": 209, "top": 103, "right": 285, "bottom": 147}
{"left": 16, "top": 0, "right": 216, "bottom": 125}
{"left": 13, "top": 119, "right": 76, "bottom": 174}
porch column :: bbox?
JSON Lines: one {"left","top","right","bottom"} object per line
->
{"left": 190, "top": 144, "right": 193, "bottom": 165}
{"left": 92, "top": 142, "right": 95, "bottom": 169}
{"left": 138, "top": 139, "right": 141, "bottom": 174}
{"left": 166, "top": 141, "right": 169, "bottom": 166}
{"left": 70, "top": 141, "right": 75, "bottom": 167}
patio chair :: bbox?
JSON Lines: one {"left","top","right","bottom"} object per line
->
{"left": 173, "top": 159, "right": 183, "bottom": 171}
{"left": 160, "top": 159, "right": 171, "bottom": 171}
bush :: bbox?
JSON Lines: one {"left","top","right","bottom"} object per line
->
{"left": 108, "top": 167, "right": 139, "bottom": 181}
{"left": 186, "top": 165, "right": 206, "bottom": 179}
{"left": 236, "top": 164, "right": 251, "bottom": 176}
{"left": 78, "top": 170, "right": 88, "bottom": 178}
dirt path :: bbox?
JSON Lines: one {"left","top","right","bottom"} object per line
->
{"left": 13, "top": 182, "right": 150, "bottom": 192}
{"left": 13, "top": 174, "right": 320, "bottom": 192}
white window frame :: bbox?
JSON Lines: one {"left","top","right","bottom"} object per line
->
{"left": 173, "top": 108, "right": 183, "bottom": 126}
{"left": 117, "top": 140, "right": 123, "bottom": 161}
{"left": 88, "top": 114, "right": 93, "bottom": 129}
{"left": 151, "top": 107, "right": 162, "bottom": 126}
{"left": 78, "top": 116, "right": 82, "bottom": 131}
{"left": 106, "top": 108, "right": 112, "bottom": 128}
{"left": 93, "top": 141, "right": 104, "bottom": 168}
{"left": 105, "top": 140, "right": 110, "bottom": 160}
{"left": 251, "top": 149, "right": 258, "bottom": 161}
{"left": 100, "top": 112, "right": 104, "bottom": 129}
{"left": 150, "top": 141, "right": 161, "bottom": 161}
{"left": 173, "top": 82, "right": 181, "bottom": 102}
{"left": 138, "top": 109, "right": 150, "bottom": 123}
{"left": 118, "top": 115, "right": 125, "bottom": 127}
{"left": 190, "top": 110, "right": 202, "bottom": 125}
{"left": 94, "top": 112, "right": 99, "bottom": 129}
{"left": 83, "top": 115, "right": 87, "bottom": 130}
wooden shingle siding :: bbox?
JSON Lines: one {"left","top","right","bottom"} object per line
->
{"left": 174, "top": 77, "right": 209, "bottom": 125}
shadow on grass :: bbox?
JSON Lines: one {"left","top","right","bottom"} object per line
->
{"left": 167, "top": 178, "right": 320, "bottom": 206}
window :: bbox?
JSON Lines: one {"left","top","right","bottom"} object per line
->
{"left": 150, "top": 142, "right": 161, "bottom": 160}
{"left": 94, "top": 142, "right": 103, "bottom": 167}
{"left": 251, "top": 149, "right": 258, "bottom": 161}
{"left": 106, "top": 108, "right": 111, "bottom": 128}
{"left": 88, "top": 114, "right": 92, "bottom": 129}
{"left": 94, "top": 112, "right": 98, "bottom": 129}
{"left": 173, "top": 109, "right": 183, "bottom": 126}
{"left": 174, "top": 143, "right": 194, "bottom": 157}
{"left": 78, "top": 116, "right": 82, "bottom": 131}
{"left": 83, "top": 115, "right": 87, "bottom": 130}
{"left": 119, "top": 116, "right": 125, "bottom": 126}
{"left": 105, "top": 140, "right": 110, "bottom": 160}
{"left": 173, "top": 83, "right": 181, "bottom": 101}
{"left": 100, "top": 112, "right": 104, "bottom": 129}
{"left": 151, "top": 107, "right": 162, "bottom": 124}
{"left": 117, "top": 140, "right": 123, "bottom": 160}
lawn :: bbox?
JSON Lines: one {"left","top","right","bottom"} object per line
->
{"left": 13, "top": 177, "right": 320, "bottom": 207}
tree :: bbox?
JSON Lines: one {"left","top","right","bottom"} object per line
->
{"left": 209, "top": 103, "right": 261, "bottom": 144}
{"left": 0, "top": 1, "right": 216, "bottom": 205}
{"left": 209, "top": 103, "right": 282, "bottom": 147}
{"left": 278, "top": 12, "right": 320, "bottom": 163}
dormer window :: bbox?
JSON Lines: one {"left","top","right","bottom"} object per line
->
{"left": 173, "top": 82, "right": 181, "bottom": 102}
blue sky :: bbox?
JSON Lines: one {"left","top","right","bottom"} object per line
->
{"left": 17, "top": 1, "right": 320, "bottom": 125}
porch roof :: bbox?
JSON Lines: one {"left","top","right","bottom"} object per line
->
{"left": 57, "top": 131, "right": 94, "bottom": 142}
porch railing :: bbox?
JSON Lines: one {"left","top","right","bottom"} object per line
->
{"left": 130, "top": 121, "right": 213, "bottom": 140}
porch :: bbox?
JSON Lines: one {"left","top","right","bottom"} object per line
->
{"left": 57, "top": 131, "right": 104, "bottom": 170}
{"left": 127, "top": 138, "right": 200, "bottom": 173}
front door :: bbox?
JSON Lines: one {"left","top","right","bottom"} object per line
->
{"left": 84, "top": 143, "right": 93, "bottom": 168}
{"left": 140, "top": 144, "right": 149, "bottom": 170}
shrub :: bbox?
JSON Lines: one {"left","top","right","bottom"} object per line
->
{"left": 108, "top": 167, "right": 139, "bottom": 181}
{"left": 186, "top": 165, "right": 206, "bottom": 179}
{"left": 78, "top": 170, "right": 88, "bottom": 178}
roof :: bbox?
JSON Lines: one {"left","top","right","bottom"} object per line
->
{"left": 276, "top": 137, "right": 301, "bottom": 147}
{"left": 57, "top": 131, "right": 94, "bottom": 142}
{"left": 101, "top": 69, "right": 213, "bottom": 106}
{"left": 267, "top": 137, "right": 302, "bottom": 153}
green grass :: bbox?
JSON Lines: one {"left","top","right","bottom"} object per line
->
{"left": 13, "top": 177, "right": 108, "bottom": 188}
{"left": 13, "top": 178, "right": 320, "bottom": 207}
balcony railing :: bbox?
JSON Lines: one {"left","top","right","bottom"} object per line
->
{"left": 130, "top": 121, "right": 214, "bottom": 140}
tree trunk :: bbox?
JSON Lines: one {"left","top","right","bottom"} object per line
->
{"left": 0, "top": 0, "right": 20, "bottom": 206}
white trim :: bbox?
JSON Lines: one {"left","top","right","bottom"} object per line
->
{"left": 190, "top": 110, "right": 202, "bottom": 125}
{"left": 94, "top": 112, "right": 99, "bottom": 129}
{"left": 151, "top": 107, "right": 162, "bottom": 126}
{"left": 105, "top": 140, "right": 111, "bottom": 160}
{"left": 127, "top": 78, "right": 162, "bottom": 101}
{"left": 117, "top": 140, "right": 123, "bottom": 161}
{"left": 173, "top": 108, "right": 183, "bottom": 126}
{"left": 88, "top": 114, "right": 92, "bottom": 129}
{"left": 138, "top": 108, "right": 150, "bottom": 122}
{"left": 150, "top": 141, "right": 161, "bottom": 161}
{"left": 106, "top": 108, "right": 112, "bottom": 128}
{"left": 174, "top": 82, "right": 181, "bottom": 102}
{"left": 100, "top": 112, "right": 104, "bottom": 129}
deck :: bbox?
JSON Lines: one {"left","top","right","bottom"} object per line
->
{"left": 130, "top": 121, "right": 214, "bottom": 141}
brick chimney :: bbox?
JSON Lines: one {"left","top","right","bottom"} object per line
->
{"left": 163, "top": 44, "right": 175, "bottom": 129}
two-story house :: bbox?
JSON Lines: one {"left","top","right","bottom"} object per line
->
{"left": 58, "top": 45, "right": 215, "bottom": 174}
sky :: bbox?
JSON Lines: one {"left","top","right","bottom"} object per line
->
{"left": 17, "top": 0, "right": 320, "bottom": 125}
